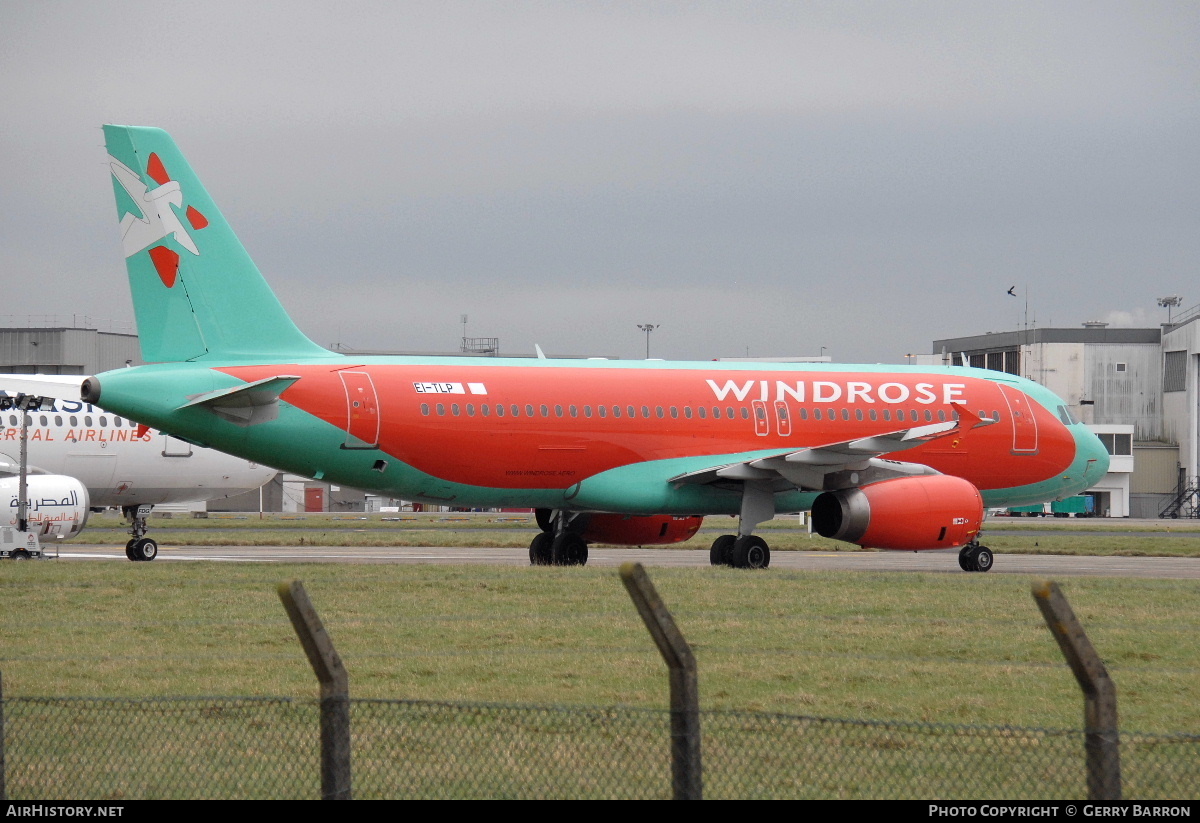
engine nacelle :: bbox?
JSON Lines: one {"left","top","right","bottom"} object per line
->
{"left": 811, "top": 475, "right": 983, "bottom": 551}
{"left": 1, "top": 475, "right": 90, "bottom": 538}
{"left": 580, "top": 513, "right": 704, "bottom": 546}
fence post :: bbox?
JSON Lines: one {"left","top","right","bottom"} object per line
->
{"left": 278, "top": 580, "right": 351, "bottom": 800}
{"left": 1, "top": 670, "right": 6, "bottom": 802}
{"left": 619, "top": 562, "right": 702, "bottom": 800}
{"left": 1031, "top": 580, "right": 1121, "bottom": 800}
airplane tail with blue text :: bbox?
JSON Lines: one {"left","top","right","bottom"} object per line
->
{"left": 103, "top": 125, "right": 329, "bottom": 364}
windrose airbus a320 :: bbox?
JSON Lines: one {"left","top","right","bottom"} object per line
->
{"left": 81, "top": 126, "right": 1110, "bottom": 571}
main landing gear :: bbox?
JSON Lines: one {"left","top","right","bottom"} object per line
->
{"left": 529, "top": 509, "right": 589, "bottom": 567}
{"left": 123, "top": 504, "right": 159, "bottom": 562}
{"left": 709, "top": 479, "right": 774, "bottom": 569}
{"left": 709, "top": 533, "right": 771, "bottom": 569}
{"left": 958, "top": 541, "right": 993, "bottom": 572}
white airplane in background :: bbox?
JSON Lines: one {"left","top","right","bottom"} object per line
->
{"left": 1, "top": 374, "right": 277, "bottom": 560}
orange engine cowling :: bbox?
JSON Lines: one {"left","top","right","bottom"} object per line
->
{"left": 580, "top": 514, "right": 704, "bottom": 546}
{"left": 810, "top": 475, "right": 983, "bottom": 551}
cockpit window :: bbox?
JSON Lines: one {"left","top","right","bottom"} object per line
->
{"left": 1057, "top": 405, "right": 1080, "bottom": 425}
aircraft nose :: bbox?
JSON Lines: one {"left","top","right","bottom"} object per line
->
{"left": 1078, "top": 425, "right": 1110, "bottom": 478}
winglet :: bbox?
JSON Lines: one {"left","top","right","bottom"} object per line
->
{"left": 954, "top": 404, "right": 997, "bottom": 430}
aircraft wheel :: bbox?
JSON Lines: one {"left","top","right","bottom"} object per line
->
{"left": 730, "top": 535, "right": 770, "bottom": 569}
{"left": 958, "top": 545, "right": 975, "bottom": 571}
{"left": 709, "top": 535, "right": 736, "bottom": 566}
{"left": 551, "top": 533, "right": 588, "bottom": 566}
{"left": 973, "top": 546, "right": 993, "bottom": 572}
{"left": 529, "top": 532, "right": 553, "bottom": 566}
{"left": 132, "top": 538, "right": 158, "bottom": 562}
{"left": 125, "top": 540, "right": 139, "bottom": 561}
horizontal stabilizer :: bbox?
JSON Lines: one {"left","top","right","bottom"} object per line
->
{"left": 179, "top": 375, "right": 300, "bottom": 427}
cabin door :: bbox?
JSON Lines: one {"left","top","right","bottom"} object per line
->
{"left": 998, "top": 384, "right": 1039, "bottom": 454}
{"left": 339, "top": 371, "right": 381, "bottom": 449}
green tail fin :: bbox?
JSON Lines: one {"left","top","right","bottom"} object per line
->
{"left": 103, "top": 125, "right": 329, "bottom": 363}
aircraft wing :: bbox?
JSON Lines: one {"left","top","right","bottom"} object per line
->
{"left": 669, "top": 415, "right": 988, "bottom": 493}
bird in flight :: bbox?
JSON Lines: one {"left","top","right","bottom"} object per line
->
{"left": 1007, "top": 286, "right": 1017, "bottom": 296}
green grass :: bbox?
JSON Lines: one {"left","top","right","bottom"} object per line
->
{"left": 0, "top": 560, "right": 1196, "bottom": 735}
{"left": 63, "top": 511, "right": 1200, "bottom": 557}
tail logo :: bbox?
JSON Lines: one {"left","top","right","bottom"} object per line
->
{"left": 108, "top": 152, "right": 208, "bottom": 288}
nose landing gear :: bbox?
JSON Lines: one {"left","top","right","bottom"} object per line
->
{"left": 958, "top": 542, "right": 994, "bottom": 572}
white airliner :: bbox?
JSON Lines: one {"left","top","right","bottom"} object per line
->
{"left": 1, "top": 374, "right": 277, "bottom": 560}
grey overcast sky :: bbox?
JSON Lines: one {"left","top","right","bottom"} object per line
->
{"left": 2, "top": 1, "right": 1197, "bottom": 363}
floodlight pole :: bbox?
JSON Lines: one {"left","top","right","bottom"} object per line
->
{"left": 638, "top": 324, "right": 659, "bottom": 359}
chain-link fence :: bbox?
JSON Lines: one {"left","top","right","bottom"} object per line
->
{"left": 3, "top": 696, "right": 1198, "bottom": 800}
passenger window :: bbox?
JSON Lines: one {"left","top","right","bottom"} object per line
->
{"left": 40, "top": 415, "right": 49, "bottom": 426}
{"left": 670, "top": 406, "right": 678, "bottom": 419}
{"left": 555, "top": 405, "right": 563, "bottom": 417}
{"left": 938, "top": 409, "right": 946, "bottom": 422}
{"left": 496, "top": 405, "right": 505, "bottom": 417}
{"left": 482, "top": 405, "right": 490, "bottom": 417}
{"left": 641, "top": 406, "right": 649, "bottom": 418}
{"left": 70, "top": 416, "right": 78, "bottom": 426}
{"left": 526, "top": 405, "right": 535, "bottom": 417}
{"left": 628, "top": 406, "right": 636, "bottom": 418}
{"left": 741, "top": 407, "right": 749, "bottom": 419}
{"left": 540, "top": 404, "right": 549, "bottom": 417}
{"left": 869, "top": 409, "right": 877, "bottom": 421}
{"left": 798, "top": 408, "right": 808, "bottom": 420}
{"left": 924, "top": 410, "right": 933, "bottom": 421}
{"left": 570, "top": 405, "right": 578, "bottom": 418}
{"left": 55, "top": 415, "right": 63, "bottom": 426}
{"left": 711, "top": 407, "right": 720, "bottom": 418}
{"left": 698, "top": 407, "right": 706, "bottom": 419}
{"left": 841, "top": 409, "right": 849, "bottom": 421}
{"left": 813, "top": 409, "right": 822, "bottom": 420}
{"left": 684, "top": 407, "right": 693, "bottom": 419}
{"left": 466, "top": 404, "right": 475, "bottom": 417}
{"left": 436, "top": 404, "right": 446, "bottom": 416}
{"left": 511, "top": 405, "right": 520, "bottom": 417}
{"left": 421, "top": 403, "right": 430, "bottom": 415}
{"left": 854, "top": 409, "right": 863, "bottom": 421}
{"left": 451, "top": 404, "right": 461, "bottom": 416}
{"left": 726, "top": 406, "right": 734, "bottom": 419}
{"left": 84, "top": 415, "right": 93, "bottom": 426}
{"left": 613, "top": 406, "right": 622, "bottom": 418}
{"left": 597, "top": 405, "right": 606, "bottom": 418}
